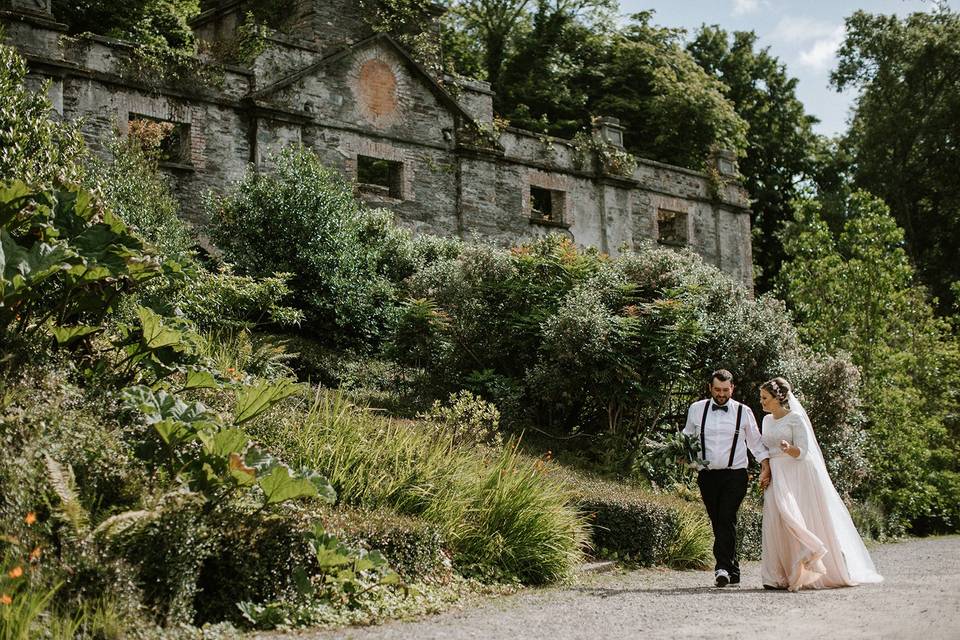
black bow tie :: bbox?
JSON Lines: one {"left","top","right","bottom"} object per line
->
{"left": 711, "top": 403, "right": 729, "bottom": 412}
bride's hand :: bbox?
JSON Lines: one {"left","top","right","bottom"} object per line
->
{"left": 779, "top": 439, "right": 798, "bottom": 458}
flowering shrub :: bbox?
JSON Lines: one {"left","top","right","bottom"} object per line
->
{"left": 419, "top": 390, "right": 503, "bottom": 447}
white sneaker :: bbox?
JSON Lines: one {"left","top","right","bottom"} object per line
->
{"left": 715, "top": 569, "right": 730, "bottom": 587}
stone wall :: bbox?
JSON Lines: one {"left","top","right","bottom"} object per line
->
{"left": 1, "top": 1, "right": 754, "bottom": 290}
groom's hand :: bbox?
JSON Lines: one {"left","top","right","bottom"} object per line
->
{"left": 759, "top": 459, "right": 771, "bottom": 490}
{"left": 759, "top": 468, "right": 771, "bottom": 490}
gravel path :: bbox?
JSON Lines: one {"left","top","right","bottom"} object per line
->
{"left": 260, "top": 536, "right": 960, "bottom": 640}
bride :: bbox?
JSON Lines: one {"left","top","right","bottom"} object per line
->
{"left": 758, "top": 377, "right": 883, "bottom": 591}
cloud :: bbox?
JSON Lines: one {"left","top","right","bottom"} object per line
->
{"left": 732, "top": 0, "right": 762, "bottom": 16}
{"left": 797, "top": 25, "right": 845, "bottom": 70}
{"left": 766, "top": 17, "right": 846, "bottom": 71}
{"left": 768, "top": 16, "right": 841, "bottom": 44}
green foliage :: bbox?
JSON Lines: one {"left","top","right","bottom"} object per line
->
{"left": 832, "top": 7, "right": 960, "bottom": 313}
{"left": 0, "top": 42, "right": 88, "bottom": 188}
{"left": 395, "top": 236, "right": 602, "bottom": 392}
{"left": 792, "top": 353, "right": 869, "bottom": 497}
{"left": 91, "top": 138, "right": 193, "bottom": 264}
{"left": 169, "top": 268, "right": 305, "bottom": 332}
{"left": 781, "top": 191, "right": 960, "bottom": 531}
{"left": 320, "top": 506, "right": 449, "bottom": 583}
{"left": 107, "top": 491, "right": 214, "bottom": 626}
{"left": 252, "top": 390, "right": 588, "bottom": 585}
{"left": 92, "top": 136, "right": 303, "bottom": 334}
{"left": 210, "top": 146, "right": 403, "bottom": 347}
{"left": 419, "top": 390, "right": 503, "bottom": 447}
{"left": 687, "top": 26, "right": 818, "bottom": 291}
{"left": 396, "top": 236, "right": 858, "bottom": 482}
{"left": 0, "top": 181, "right": 164, "bottom": 344}
{"left": 52, "top": 0, "right": 200, "bottom": 53}
{"left": 560, "top": 470, "right": 711, "bottom": 568}
{"left": 122, "top": 378, "right": 334, "bottom": 508}
{"left": 451, "top": 4, "right": 748, "bottom": 169}
{"left": 736, "top": 495, "right": 763, "bottom": 561}
{"left": 592, "top": 14, "right": 748, "bottom": 169}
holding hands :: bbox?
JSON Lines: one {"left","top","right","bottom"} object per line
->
{"left": 759, "top": 458, "right": 771, "bottom": 491}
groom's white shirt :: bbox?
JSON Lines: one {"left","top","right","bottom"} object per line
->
{"left": 683, "top": 399, "right": 770, "bottom": 470}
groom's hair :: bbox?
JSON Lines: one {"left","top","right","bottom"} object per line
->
{"left": 711, "top": 369, "right": 733, "bottom": 384}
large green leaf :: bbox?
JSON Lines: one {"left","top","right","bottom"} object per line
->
{"left": 49, "top": 323, "right": 101, "bottom": 345}
{"left": 153, "top": 418, "right": 195, "bottom": 446}
{"left": 0, "top": 181, "right": 38, "bottom": 229}
{"left": 257, "top": 465, "right": 320, "bottom": 505}
{"left": 201, "top": 428, "right": 249, "bottom": 458}
{"left": 182, "top": 368, "right": 218, "bottom": 391}
{"left": 137, "top": 306, "right": 186, "bottom": 351}
{"left": 233, "top": 379, "right": 300, "bottom": 426}
{"left": 1, "top": 230, "right": 75, "bottom": 298}
{"left": 122, "top": 386, "right": 213, "bottom": 426}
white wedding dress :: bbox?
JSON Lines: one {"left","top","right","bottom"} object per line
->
{"left": 760, "top": 394, "right": 883, "bottom": 591}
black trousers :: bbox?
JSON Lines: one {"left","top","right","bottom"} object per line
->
{"left": 697, "top": 468, "right": 748, "bottom": 580}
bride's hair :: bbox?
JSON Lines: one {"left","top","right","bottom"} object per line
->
{"left": 761, "top": 377, "right": 792, "bottom": 408}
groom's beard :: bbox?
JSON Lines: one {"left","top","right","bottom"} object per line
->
{"left": 712, "top": 394, "right": 731, "bottom": 405}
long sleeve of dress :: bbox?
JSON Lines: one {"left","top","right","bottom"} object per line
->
{"left": 789, "top": 413, "right": 808, "bottom": 460}
{"left": 742, "top": 407, "right": 770, "bottom": 462}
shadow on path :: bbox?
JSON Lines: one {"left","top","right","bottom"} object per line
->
{"left": 569, "top": 585, "right": 777, "bottom": 597}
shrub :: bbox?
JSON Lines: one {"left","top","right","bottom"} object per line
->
{"left": 169, "top": 267, "right": 304, "bottom": 332}
{"left": 562, "top": 471, "right": 695, "bottom": 566}
{"left": 737, "top": 494, "right": 763, "bottom": 561}
{"left": 319, "top": 505, "right": 449, "bottom": 583}
{"left": 210, "top": 146, "right": 402, "bottom": 347}
{"left": 0, "top": 42, "right": 87, "bottom": 187}
{"left": 91, "top": 138, "right": 193, "bottom": 264}
{"left": 0, "top": 181, "right": 163, "bottom": 344}
{"left": 107, "top": 492, "right": 216, "bottom": 626}
{"left": 251, "top": 390, "right": 588, "bottom": 584}
{"left": 419, "top": 390, "right": 503, "bottom": 447}
{"left": 191, "top": 503, "right": 316, "bottom": 625}
{"left": 791, "top": 352, "right": 869, "bottom": 497}
{"left": 395, "top": 237, "right": 602, "bottom": 392}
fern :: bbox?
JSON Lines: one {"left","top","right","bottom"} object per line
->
{"left": 43, "top": 454, "right": 90, "bottom": 536}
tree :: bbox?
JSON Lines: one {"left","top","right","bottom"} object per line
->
{"left": 445, "top": 0, "right": 613, "bottom": 100}
{"left": 687, "top": 26, "right": 819, "bottom": 292}
{"left": 591, "top": 13, "right": 747, "bottom": 168}
{"left": 51, "top": 0, "right": 200, "bottom": 52}
{"left": 495, "top": 2, "right": 609, "bottom": 136}
{"left": 780, "top": 191, "right": 960, "bottom": 532}
{"left": 491, "top": 10, "right": 748, "bottom": 169}
{"left": 832, "top": 7, "right": 960, "bottom": 313}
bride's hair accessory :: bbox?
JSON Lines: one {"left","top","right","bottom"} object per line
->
{"left": 761, "top": 377, "right": 791, "bottom": 408}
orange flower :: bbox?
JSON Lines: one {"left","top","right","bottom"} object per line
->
{"left": 24, "top": 512, "right": 36, "bottom": 526}
{"left": 8, "top": 566, "right": 23, "bottom": 579}
{"left": 0, "top": 594, "right": 11, "bottom": 605}
{"left": 29, "top": 547, "right": 42, "bottom": 561}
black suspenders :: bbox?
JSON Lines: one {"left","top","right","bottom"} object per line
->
{"left": 728, "top": 405, "right": 744, "bottom": 468}
{"left": 700, "top": 401, "right": 709, "bottom": 463}
{"left": 700, "top": 401, "right": 744, "bottom": 469}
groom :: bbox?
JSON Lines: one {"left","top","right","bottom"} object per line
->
{"left": 682, "top": 369, "right": 770, "bottom": 587}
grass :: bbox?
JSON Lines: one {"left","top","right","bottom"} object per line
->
{"left": 254, "top": 389, "right": 589, "bottom": 585}
{"left": 0, "top": 584, "right": 61, "bottom": 640}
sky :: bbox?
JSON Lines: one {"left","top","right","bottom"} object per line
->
{"left": 617, "top": 0, "right": 942, "bottom": 137}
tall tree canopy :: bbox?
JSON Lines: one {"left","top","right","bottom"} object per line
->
{"left": 51, "top": 0, "right": 201, "bottom": 52}
{"left": 446, "top": 5, "right": 747, "bottom": 169}
{"left": 687, "top": 26, "right": 819, "bottom": 292}
{"left": 832, "top": 7, "right": 960, "bottom": 313}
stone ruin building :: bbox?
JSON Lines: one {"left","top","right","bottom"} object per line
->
{"left": 1, "top": 0, "right": 754, "bottom": 289}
